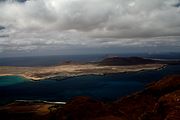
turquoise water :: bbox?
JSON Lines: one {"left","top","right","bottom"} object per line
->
{"left": 0, "top": 76, "right": 27, "bottom": 86}
{"left": 0, "top": 65, "right": 180, "bottom": 105}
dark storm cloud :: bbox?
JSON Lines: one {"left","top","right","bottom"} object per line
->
{"left": 0, "top": 35, "right": 9, "bottom": 37}
{"left": 173, "top": 0, "right": 180, "bottom": 7}
{"left": 0, "top": 26, "right": 5, "bottom": 30}
{"left": 0, "top": 0, "right": 180, "bottom": 53}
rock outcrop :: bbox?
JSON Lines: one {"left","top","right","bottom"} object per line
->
{"left": 55, "top": 75, "right": 180, "bottom": 120}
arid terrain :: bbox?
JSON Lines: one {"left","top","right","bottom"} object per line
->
{"left": 0, "top": 57, "right": 170, "bottom": 80}
{"left": 0, "top": 63, "right": 165, "bottom": 80}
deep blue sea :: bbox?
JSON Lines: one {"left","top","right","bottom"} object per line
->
{"left": 0, "top": 54, "right": 180, "bottom": 105}
{"left": 0, "top": 65, "right": 180, "bottom": 105}
{"left": 0, "top": 53, "right": 179, "bottom": 67}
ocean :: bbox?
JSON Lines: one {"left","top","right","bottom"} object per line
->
{"left": 0, "top": 53, "right": 179, "bottom": 67}
{"left": 0, "top": 65, "right": 180, "bottom": 105}
{"left": 0, "top": 54, "right": 180, "bottom": 105}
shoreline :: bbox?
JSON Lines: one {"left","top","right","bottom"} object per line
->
{"left": 0, "top": 64, "right": 166, "bottom": 80}
{"left": 15, "top": 100, "right": 66, "bottom": 105}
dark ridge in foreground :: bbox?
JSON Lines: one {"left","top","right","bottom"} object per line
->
{"left": 97, "top": 56, "right": 180, "bottom": 66}
{"left": 0, "top": 75, "right": 180, "bottom": 120}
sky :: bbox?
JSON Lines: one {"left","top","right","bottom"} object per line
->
{"left": 0, "top": 0, "right": 180, "bottom": 57}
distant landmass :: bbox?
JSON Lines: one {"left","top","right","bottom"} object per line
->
{"left": 0, "top": 56, "right": 170, "bottom": 80}
{"left": 97, "top": 56, "right": 180, "bottom": 66}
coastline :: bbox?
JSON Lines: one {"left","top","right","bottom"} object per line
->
{"left": 0, "top": 74, "right": 16, "bottom": 77}
{"left": 15, "top": 100, "right": 66, "bottom": 105}
{"left": 0, "top": 64, "right": 166, "bottom": 80}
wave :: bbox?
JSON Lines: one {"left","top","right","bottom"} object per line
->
{"left": 15, "top": 100, "right": 66, "bottom": 105}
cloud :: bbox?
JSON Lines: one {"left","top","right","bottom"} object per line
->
{"left": 0, "top": 26, "right": 5, "bottom": 30}
{"left": 0, "top": 0, "right": 27, "bottom": 3}
{"left": 0, "top": 0, "right": 180, "bottom": 54}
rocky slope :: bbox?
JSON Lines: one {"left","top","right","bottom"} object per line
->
{"left": 55, "top": 75, "right": 180, "bottom": 120}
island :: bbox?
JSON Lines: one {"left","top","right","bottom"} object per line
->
{"left": 0, "top": 56, "right": 169, "bottom": 80}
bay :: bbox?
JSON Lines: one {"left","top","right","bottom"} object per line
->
{"left": 0, "top": 65, "right": 180, "bottom": 105}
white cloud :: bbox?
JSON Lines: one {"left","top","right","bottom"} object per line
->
{"left": 0, "top": 0, "right": 180, "bottom": 54}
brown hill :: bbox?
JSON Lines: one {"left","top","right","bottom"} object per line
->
{"left": 98, "top": 56, "right": 157, "bottom": 66}
{"left": 97, "top": 56, "right": 180, "bottom": 66}
{"left": 56, "top": 75, "right": 180, "bottom": 120}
